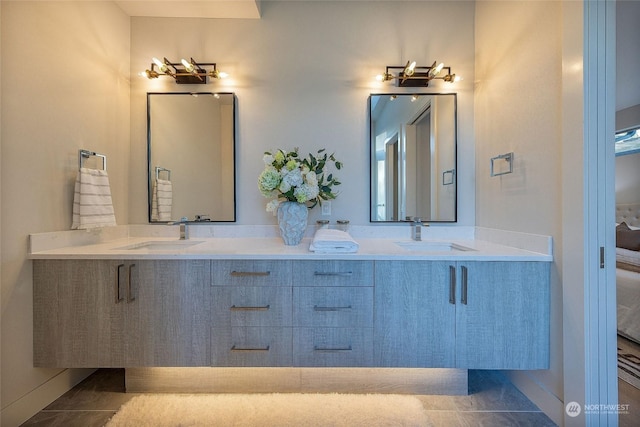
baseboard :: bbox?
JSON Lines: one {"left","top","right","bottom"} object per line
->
{"left": 1, "top": 368, "right": 95, "bottom": 427}
{"left": 505, "top": 370, "right": 564, "bottom": 426}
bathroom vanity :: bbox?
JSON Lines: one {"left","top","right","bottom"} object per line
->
{"left": 30, "top": 226, "right": 551, "bottom": 394}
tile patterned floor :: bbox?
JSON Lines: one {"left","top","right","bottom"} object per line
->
{"left": 21, "top": 369, "right": 559, "bottom": 426}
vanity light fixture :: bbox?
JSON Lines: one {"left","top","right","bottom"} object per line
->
{"left": 376, "top": 60, "right": 459, "bottom": 87}
{"left": 143, "top": 57, "right": 228, "bottom": 84}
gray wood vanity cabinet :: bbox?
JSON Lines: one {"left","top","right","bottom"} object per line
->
{"left": 374, "top": 261, "right": 550, "bottom": 369}
{"left": 34, "top": 258, "right": 548, "bottom": 370}
{"left": 33, "top": 259, "right": 210, "bottom": 368}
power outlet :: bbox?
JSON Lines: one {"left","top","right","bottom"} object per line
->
{"left": 321, "top": 201, "right": 332, "bottom": 216}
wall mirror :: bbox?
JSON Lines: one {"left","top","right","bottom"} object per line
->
{"left": 147, "top": 92, "right": 236, "bottom": 223}
{"left": 370, "top": 93, "right": 457, "bottom": 222}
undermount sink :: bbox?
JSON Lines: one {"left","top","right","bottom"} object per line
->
{"left": 115, "top": 240, "right": 205, "bottom": 251}
{"left": 394, "top": 241, "right": 475, "bottom": 252}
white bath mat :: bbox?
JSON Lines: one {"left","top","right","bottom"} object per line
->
{"left": 106, "top": 393, "right": 432, "bottom": 426}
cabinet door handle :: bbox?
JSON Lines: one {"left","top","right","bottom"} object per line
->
{"left": 461, "top": 265, "right": 468, "bottom": 305}
{"left": 230, "top": 271, "right": 271, "bottom": 277}
{"left": 313, "top": 305, "right": 352, "bottom": 312}
{"left": 314, "top": 271, "right": 353, "bottom": 277}
{"left": 231, "top": 345, "right": 270, "bottom": 352}
{"left": 115, "top": 264, "right": 125, "bottom": 304}
{"left": 449, "top": 265, "right": 456, "bottom": 305}
{"left": 314, "top": 346, "right": 353, "bottom": 352}
{"left": 230, "top": 305, "right": 270, "bottom": 311}
{"left": 127, "top": 263, "right": 136, "bottom": 303}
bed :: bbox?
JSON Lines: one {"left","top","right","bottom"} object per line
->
{"left": 616, "top": 203, "right": 640, "bottom": 344}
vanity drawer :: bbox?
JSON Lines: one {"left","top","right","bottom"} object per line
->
{"left": 293, "top": 327, "right": 373, "bottom": 367}
{"left": 212, "top": 260, "right": 292, "bottom": 287}
{"left": 293, "top": 287, "right": 373, "bottom": 327}
{"left": 293, "top": 260, "right": 374, "bottom": 287}
{"left": 212, "top": 286, "right": 292, "bottom": 327}
{"left": 211, "top": 327, "right": 292, "bottom": 367}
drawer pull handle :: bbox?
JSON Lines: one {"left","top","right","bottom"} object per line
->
{"left": 313, "top": 346, "right": 353, "bottom": 352}
{"left": 230, "top": 305, "right": 270, "bottom": 311}
{"left": 313, "top": 305, "right": 352, "bottom": 312}
{"left": 230, "top": 271, "right": 271, "bottom": 277}
{"left": 127, "top": 263, "right": 136, "bottom": 303}
{"left": 231, "top": 345, "right": 270, "bottom": 352}
{"left": 461, "top": 266, "right": 468, "bottom": 305}
{"left": 313, "top": 271, "right": 353, "bottom": 277}
{"left": 115, "top": 264, "right": 125, "bottom": 304}
{"left": 449, "top": 265, "right": 456, "bottom": 305}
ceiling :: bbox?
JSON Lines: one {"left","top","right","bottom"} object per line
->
{"left": 115, "top": 0, "right": 262, "bottom": 19}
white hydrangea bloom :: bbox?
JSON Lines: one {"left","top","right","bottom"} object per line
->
{"left": 266, "top": 199, "right": 280, "bottom": 213}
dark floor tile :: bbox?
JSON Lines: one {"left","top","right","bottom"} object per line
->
{"left": 44, "top": 369, "right": 135, "bottom": 412}
{"left": 21, "top": 410, "right": 116, "bottom": 427}
{"left": 417, "top": 370, "right": 542, "bottom": 412}
{"left": 427, "top": 410, "right": 557, "bottom": 427}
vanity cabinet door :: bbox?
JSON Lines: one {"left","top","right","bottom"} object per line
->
{"left": 454, "top": 261, "right": 549, "bottom": 369}
{"left": 126, "top": 260, "right": 210, "bottom": 367}
{"left": 374, "top": 261, "right": 456, "bottom": 367}
{"left": 33, "top": 259, "right": 127, "bottom": 367}
{"left": 33, "top": 259, "right": 211, "bottom": 368}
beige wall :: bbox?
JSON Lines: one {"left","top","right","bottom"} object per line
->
{"left": 1, "top": 2, "right": 130, "bottom": 425}
{"left": 474, "top": 1, "right": 565, "bottom": 423}
{"left": 129, "top": 0, "right": 476, "bottom": 226}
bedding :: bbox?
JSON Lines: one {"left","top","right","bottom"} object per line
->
{"left": 616, "top": 222, "right": 640, "bottom": 251}
{"left": 616, "top": 267, "right": 640, "bottom": 343}
{"left": 616, "top": 203, "right": 640, "bottom": 344}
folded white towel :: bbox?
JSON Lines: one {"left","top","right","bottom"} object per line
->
{"left": 151, "top": 179, "right": 173, "bottom": 222}
{"left": 309, "top": 228, "right": 359, "bottom": 253}
{"left": 71, "top": 168, "right": 117, "bottom": 229}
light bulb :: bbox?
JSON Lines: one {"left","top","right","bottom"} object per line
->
{"left": 218, "top": 71, "right": 229, "bottom": 79}
{"left": 181, "top": 58, "right": 195, "bottom": 73}
{"left": 376, "top": 74, "right": 384, "bottom": 82}
{"left": 152, "top": 57, "right": 167, "bottom": 72}
{"left": 405, "top": 61, "right": 416, "bottom": 77}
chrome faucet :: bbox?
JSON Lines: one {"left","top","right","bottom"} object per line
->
{"left": 168, "top": 217, "right": 189, "bottom": 239}
{"left": 179, "top": 223, "right": 188, "bottom": 240}
{"left": 412, "top": 217, "right": 423, "bottom": 241}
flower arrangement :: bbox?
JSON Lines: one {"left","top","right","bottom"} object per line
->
{"left": 258, "top": 148, "right": 342, "bottom": 213}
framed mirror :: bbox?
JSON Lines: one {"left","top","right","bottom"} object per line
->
{"left": 370, "top": 93, "right": 457, "bottom": 222}
{"left": 147, "top": 92, "right": 236, "bottom": 223}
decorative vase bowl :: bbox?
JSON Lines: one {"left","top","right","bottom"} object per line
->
{"left": 277, "top": 201, "right": 308, "bottom": 245}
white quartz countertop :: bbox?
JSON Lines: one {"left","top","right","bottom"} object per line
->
{"left": 28, "top": 225, "right": 553, "bottom": 261}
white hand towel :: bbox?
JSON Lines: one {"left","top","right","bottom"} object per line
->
{"left": 71, "top": 168, "right": 117, "bottom": 229}
{"left": 152, "top": 179, "right": 173, "bottom": 222}
{"left": 309, "top": 228, "right": 359, "bottom": 253}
